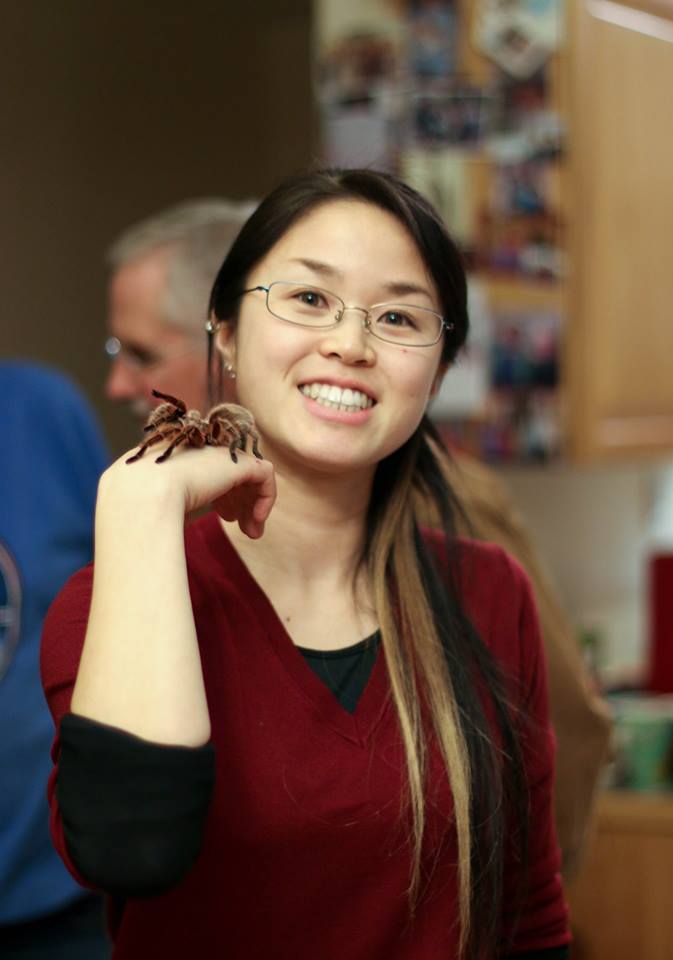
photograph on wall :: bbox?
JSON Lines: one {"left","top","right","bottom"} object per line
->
{"left": 477, "top": 159, "right": 563, "bottom": 278}
{"left": 488, "top": 306, "right": 561, "bottom": 459}
{"left": 400, "top": 147, "right": 480, "bottom": 252}
{"left": 313, "top": 1, "right": 406, "bottom": 168}
{"left": 473, "top": 0, "right": 563, "bottom": 79}
{"left": 405, "top": 0, "right": 459, "bottom": 82}
{"left": 488, "top": 68, "right": 564, "bottom": 162}
{"left": 484, "top": 388, "right": 560, "bottom": 461}
{"left": 490, "top": 307, "right": 560, "bottom": 391}
{"left": 493, "top": 159, "right": 548, "bottom": 215}
{"left": 406, "top": 83, "right": 491, "bottom": 146}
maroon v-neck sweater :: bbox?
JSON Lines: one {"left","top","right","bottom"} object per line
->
{"left": 42, "top": 512, "right": 569, "bottom": 958}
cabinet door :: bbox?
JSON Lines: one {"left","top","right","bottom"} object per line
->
{"left": 566, "top": 0, "right": 673, "bottom": 460}
{"left": 566, "top": 791, "right": 673, "bottom": 960}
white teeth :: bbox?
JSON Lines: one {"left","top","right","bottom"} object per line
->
{"left": 299, "top": 382, "right": 374, "bottom": 411}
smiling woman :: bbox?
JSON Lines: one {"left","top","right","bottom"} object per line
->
{"left": 41, "top": 169, "right": 570, "bottom": 960}
{"left": 210, "top": 192, "right": 456, "bottom": 477}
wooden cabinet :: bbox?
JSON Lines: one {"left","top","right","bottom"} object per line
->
{"left": 564, "top": 0, "right": 673, "bottom": 460}
{"left": 566, "top": 790, "right": 673, "bottom": 959}
{"left": 447, "top": 0, "right": 673, "bottom": 462}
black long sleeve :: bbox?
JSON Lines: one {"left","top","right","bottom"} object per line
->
{"left": 57, "top": 713, "right": 215, "bottom": 898}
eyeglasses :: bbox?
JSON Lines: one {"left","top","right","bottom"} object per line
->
{"left": 239, "top": 281, "right": 452, "bottom": 347}
{"left": 104, "top": 336, "right": 200, "bottom": 372}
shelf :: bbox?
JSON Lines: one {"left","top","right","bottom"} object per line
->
{"left": 594, "top": 789, "right": 673, "bottom": 836}
{"left": 472, "top": 271, "right": 565, "bottom": 312}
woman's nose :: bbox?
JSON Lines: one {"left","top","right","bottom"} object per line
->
{"left": 317, "top": 307, "right": 376, "bottom": 365}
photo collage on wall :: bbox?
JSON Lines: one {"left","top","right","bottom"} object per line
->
{"left": 314, "top": 0, "right": 565, "bottom": 462}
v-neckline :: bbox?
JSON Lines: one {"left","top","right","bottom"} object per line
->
{"left": 199, "top": 512, "right": 391, "bottom": 746}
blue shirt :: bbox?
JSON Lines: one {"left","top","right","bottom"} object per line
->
{"left": 0, "top": 361, "right": 109, "bottom": 922}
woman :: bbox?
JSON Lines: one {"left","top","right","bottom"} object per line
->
{"left": 42, "top": 169, "right": 570, "bottom": 959}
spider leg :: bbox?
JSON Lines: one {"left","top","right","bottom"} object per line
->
{"left": 155, "top": 432, "right": 189, "bottom": 462}
{"left": 126, "top": 432, "right": 169, "bottom": 464}
{"left": 251, "top": 433, "right": 263, "bottom": 460}
{"left": 151, "top": 389, "right": 187, "bottom": 414}
{"left": 228, "top": 438, "right": 240, "bottom": 463}
{"left": 144, "top": 413, "right": 176, "bottom": 432}
{"left": 208, "top": 420, "right": 224, "bottom": 444}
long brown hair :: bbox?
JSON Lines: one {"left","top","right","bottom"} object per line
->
{"left": 209, "top": 168, "right": 528, "bottom": 959}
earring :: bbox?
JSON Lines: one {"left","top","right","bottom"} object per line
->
{"left": 224, "top": 362, "right": 236, "bottom": 380}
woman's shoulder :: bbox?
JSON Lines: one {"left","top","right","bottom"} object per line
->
{"left": 41, "top": 513, "right": 240, "bottom": 668}
{"left": 421, "top": 526, "right": 543, "bottom": 677}
{"left": 421, "top": 525, "right": 532, "bottom": 595}
{"left": 42, "top": 563, "right": 95, "bottom": 630}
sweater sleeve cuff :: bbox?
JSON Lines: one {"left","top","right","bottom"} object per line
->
{"left": 56, "top": 712, "right": 216, "bottom": 898}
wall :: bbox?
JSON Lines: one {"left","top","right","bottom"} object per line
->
{"left": 501, "top": 459, "right": 673, "bottom": 681}
{"left": 0, "top": 2, "right": 313, "bottom": 454}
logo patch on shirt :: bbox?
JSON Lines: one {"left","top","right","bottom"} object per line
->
{"left": 0, "top": 541, "right": 21, "bottom": 682}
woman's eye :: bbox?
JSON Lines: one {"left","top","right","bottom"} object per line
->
{"left": 297, "top": 290, "right": 325, "bottom": 308}
{"left": 379, "top": 310, "right": 415, "bottom": 329}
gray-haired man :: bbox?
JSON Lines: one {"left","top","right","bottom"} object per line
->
{"left": 105, "top": 198, "right": 255, "bottom": 418}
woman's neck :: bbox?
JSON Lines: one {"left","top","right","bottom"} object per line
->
{"left": 221, "top": 460, "right": 374, "bottom": 590}
{"left": 221, "top": 462, "right": 379, "bottom": 649}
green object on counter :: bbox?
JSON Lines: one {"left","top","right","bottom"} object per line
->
{"left": 613, "top": 706, "right": 673, "bottom": 791}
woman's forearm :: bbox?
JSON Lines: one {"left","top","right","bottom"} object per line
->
{"left": 71, "top": 472, "right": 211, "bottom": 747}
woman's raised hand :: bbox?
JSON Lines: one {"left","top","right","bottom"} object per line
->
{"left": 100, "top": 443, "right": 277, "bottom": 539}
{"left": 74, "top": 441, "right": 274, "bottom": 743}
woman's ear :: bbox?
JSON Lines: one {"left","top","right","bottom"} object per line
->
{"left": 215, "top": 321, "right": 237, "bottom": 371}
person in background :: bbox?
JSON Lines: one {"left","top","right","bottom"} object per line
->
{"left": 0, "top": 361, "right": 110, "bottom": 958}
{"left": 103, "top": 195, "right": 611, "bottom": 878}
{"left": 104, "top": 198, "right": 256, "bottom": 419}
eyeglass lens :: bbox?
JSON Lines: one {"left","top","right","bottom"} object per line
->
{"left": 104, "top": 336, "right": 152, "bottom": 371}
{"left": 265, "top": 281, "right": 443, "bottom": 346}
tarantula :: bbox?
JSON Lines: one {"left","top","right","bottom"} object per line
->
{"left": 126, "top": 390, "right": 263, "bottom": 464}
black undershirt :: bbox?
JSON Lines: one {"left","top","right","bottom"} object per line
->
{"left": 297, "top": 630, "right": 380, "bottom": 713}
{"left": 56, "top": 635, "right": 569, "bottom": 958}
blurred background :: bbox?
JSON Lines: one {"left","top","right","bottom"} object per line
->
{"left": 2, "top": 1, "right": 673, "bottom": 957}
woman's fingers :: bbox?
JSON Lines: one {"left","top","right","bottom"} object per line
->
{"left": 108, "top": 443, "right": 276, "bottom": 533}
{"left": 211, "top": 456, "right": 276, "bottom": 539}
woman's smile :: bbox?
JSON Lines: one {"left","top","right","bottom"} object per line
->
{"left": 298, "top": 385, "right": 376, "bottom": 425}
{"left": 298, "top": 382, "right": 375, "bottom": 413}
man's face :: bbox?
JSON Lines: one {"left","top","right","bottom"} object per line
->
{"left": 106, "top": 250, "right": 212, "bottom": 419}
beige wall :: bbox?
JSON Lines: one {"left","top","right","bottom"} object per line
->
{"left": 0, "top": 2, "right": 313, "bottom": 454}
{"left": 501, "top": 460, "right": 672, "bottom": 679}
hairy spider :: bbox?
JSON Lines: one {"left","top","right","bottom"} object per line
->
{"left": 126, "top": 390, "right": 263, "bottom": 464}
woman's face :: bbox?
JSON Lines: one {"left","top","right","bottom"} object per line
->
{"left": 219, "top": 199, "right": 446, "bottom": 476}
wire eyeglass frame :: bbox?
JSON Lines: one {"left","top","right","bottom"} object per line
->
{"left": 241, "top": 281, "right": 452, "bottom": 347}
